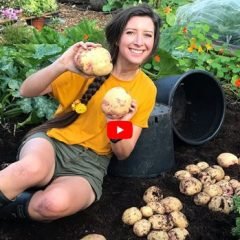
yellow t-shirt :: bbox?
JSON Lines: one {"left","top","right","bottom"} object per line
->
{"left": 47, "top": 70, "right": 157, "bottom": 155}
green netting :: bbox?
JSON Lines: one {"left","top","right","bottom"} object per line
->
{"left": 175, "top": 0, "right": 240, "bottom": 46}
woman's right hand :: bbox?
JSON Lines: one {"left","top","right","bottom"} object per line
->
{"left": 55, "top": 41, "right": 101, "bottom": 75}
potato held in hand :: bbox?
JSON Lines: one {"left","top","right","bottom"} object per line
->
{"left": 76, "top": 47, "right": 113, "bottom": 76}
{"left": 102, "top": 87, "right": 132, "bottom": 118}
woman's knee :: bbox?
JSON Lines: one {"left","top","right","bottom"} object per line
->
{"left": 30, "top": 189, "right": 73, "bottom": 219}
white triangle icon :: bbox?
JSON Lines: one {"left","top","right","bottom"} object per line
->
{"left": 117, "top": 126, "right": 123, "bottom": 134}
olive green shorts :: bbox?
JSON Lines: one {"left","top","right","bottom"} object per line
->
{"left": 17, "top": 132, "right": 111, "bottom": 200}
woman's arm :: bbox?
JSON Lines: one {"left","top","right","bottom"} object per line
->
{"left": 19, "top": 42, "right": 101, "bottom": 97}
{"left": 110, "top": 125, "right": 142, "bottom": 160}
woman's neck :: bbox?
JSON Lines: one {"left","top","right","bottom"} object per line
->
{"left": 112, "top": 65, "right": 140, "bottom": 81}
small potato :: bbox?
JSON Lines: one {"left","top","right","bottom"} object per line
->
{"left": 149, "top": 214, "right": 174, "bottom": 231}
{"left": 179, "top": 177, "right": 202, "bottom": 196}
{"left": 185, "top": 164, "right": 201, "bottom": 175}
{"left": 174, "top": 170, "right": 192, "bottom": 181}
{"left": 147, "top": 230, "right": 169, "bottom": 240}
{"left": 168, "top": 227, "right": 189, "bottom": 240}
{"left": 143, "top": 186, "right": 163, "bottom": 203}
{"left": 193, "top": 192, "right": 211, "bottom": 205}
{"left": 203, "top": 184, "right": 223, "bottom": 197}
{"left": 80, "top": 234, "right": 106, "bottom": 240}
{"left": 229, "top": 179, "right": 240, "bottom": 190}
{"left": 196, "top": 161, "right": 209, "bottom": 171}
{"left": 122, "top": 207, "right": 142, "bottom": 225}
{"left": 161, "top": 197, "right": 183, "bottom": 213}
{"left": 208, "top": 196, "right": 234, "bottom": 214}
{"left": 217, "top": 152, "right": 238, "bottom": 168}
{"left": 140, "top": 206, "right": 154, "bottom": 218}
{"left": 133, "top": 219, "right": 151, "bottom": 237}
{"left": 224, "top": 175, "right": 231, "bottom": 181}
{"left": 147, "top": 201, "right": 165, "bottom": 214}
{"left": 169, "top": 211, "right": 189, "bottom": 228}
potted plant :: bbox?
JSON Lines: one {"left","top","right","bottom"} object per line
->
{"left": 21, "top": 0, "right": 58, "bottom": 30}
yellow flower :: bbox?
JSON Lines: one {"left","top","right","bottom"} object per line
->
{"left": 164, "top": 6, "right": 172, "bottom": 14}
{"left": 72, "top": 100, "right": 87, "bottom": 114}
{"left": 187, "top": 46, "right": 194, "bottom": 52}
{"left": 205, "top": 43, "right": 213, "bottom": 51}
{"left": 198, "top": 46, "right": 203, "bottom": 53}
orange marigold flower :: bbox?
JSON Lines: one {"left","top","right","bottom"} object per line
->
{"left": 83, "top": 34, "right": 89, "bottom": 41}
{"left": 154, "top": 55, "right": 161, "bottom": 62}
{"left": 182, "top": 27, "right": 188, "bottom": 34}
{"left": 187, "top": 47, "right": 194, "bottom": 53}
{"left": 235, "top": 79, "right": 240, "bottom": 87}
{"left": 164, "top": 6, "right": 172, "bottom": 14}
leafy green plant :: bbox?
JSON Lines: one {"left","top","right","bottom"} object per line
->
{"left": 232, "top": 196, "right": 240, "bottom": 238}
{"left": 21, "top": 0, "right": 58, "bottom": 17}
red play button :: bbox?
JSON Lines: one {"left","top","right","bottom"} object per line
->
{"left": 107, "top": 121, "right": 133, "bottom": 139}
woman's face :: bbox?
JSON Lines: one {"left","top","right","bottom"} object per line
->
{"left": 117, "top": 16, "right": 155, "bottom": 67}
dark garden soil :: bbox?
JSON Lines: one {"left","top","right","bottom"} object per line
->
{"left": 0, "top": 4, "right": 240, "bottom": 240}
{"left": 0, "top": 101, "right": 239, "bottom": 240}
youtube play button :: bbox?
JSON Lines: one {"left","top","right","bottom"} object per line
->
{"left": 107, "top": 121, "right": 133, "bottom": 139}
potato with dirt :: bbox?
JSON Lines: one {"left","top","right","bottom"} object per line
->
{"left": 174, "top": 170, "right": 192, "bottom": 181}
{"left": 148, "top": 214, "right": 174, "bottom": 231}
{"left": 193, "top": 192, "right": 211, "bottom": 205}
{"left": 168, "top": 227, "right": 189, "bottom": 240}
{"left": 160, "top": 197, "right": 183, "bottom": 213}
{"left": 147, "top": 201, "right": 165, "bottom": 214}
{"left": 75, "top": 46, "right": 113, "bottom": 76}
{"left": 169, "top": 211, "right": 189, "bottom": 228}
{"left": 133, "top": 219, "right": 151, "bottom": 237}
{"left": 143, "top": 186, "right": 164, "bottom": 203}
{"left": 179, "top": 177, "right": 202, "bottom": 196}
{"left": 208, "top": 195, "right": 234, "bottom": 214}
{"left": 217, "top": 152, "right": 239, "bottom": 167}
{"left": 122, "top": 207, "right": 142, "bottom": 225}
{"left": 101, "top": 87, "right": 132, "bottom": 118}
{"left": 147, "top": 230, "right": 169, "bottom": 240}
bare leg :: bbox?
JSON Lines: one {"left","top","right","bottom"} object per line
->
{"left": 0, "top": 137, "right": 56, "bottom": 200}
{"left": 28, "top": 176, "right": 96, "bottom": 221}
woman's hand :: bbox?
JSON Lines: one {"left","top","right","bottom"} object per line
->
{"left": 55, "top": 41, "right": 101, "bottom": 75}
{"left": 105, "top": 100, "right": 138, "bottom": 122}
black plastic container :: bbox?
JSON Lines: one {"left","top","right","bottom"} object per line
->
{"left": 154, "top": 70, "right": 225, "bottom": 145}
{"left": 107, "top": 103, "right": 175, "bottom": 177}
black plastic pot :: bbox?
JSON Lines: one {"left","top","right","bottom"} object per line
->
{"left": 154, "top": 70, "right": 225, "bottom": 145}
{"left": 108, "top": 104, "right": 175, "bottom": 177}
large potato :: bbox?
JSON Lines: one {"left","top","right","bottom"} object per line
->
{"left": 122, "top": 207, "right": 142, "bottom": 225}
{"left": 208, "top": 196, "right": 234, "bottom": 214}
{"left": 160, "top": 197, "right": 183, "bottom": 213}
{"left": 147, "top": 230, "right": 169, "bottom": 240}
{"left": 204, "top": 165, "right": 225, "bottom": 181}
{"left": 101, "top": 87, "right": 132, "bottom": 118}
{"left": 203, "top": 184, "right": 223, "bottom": 197}
{"left": 168, "top": 228, "right": 189, "bottom": 240}
{"left": 217, "top": 152, "right": 239, "bottom": 168}
{"left": 133, "top": 219, "right": 151, "bottom": 237}
{"left": 80, "top": 234, "right": 106, "bottom": 240}
{"left": 193, "top": 192, "right": 211, "bottom": 205}
{"left": 75, "top": 47, "right": 113, "bottom": 76}
{"left": 149, "top": 214, "right": 174, "bottom": 231}
{"left": 179, "top": 177, "right": 202, "bottom": 196}
{"left": 143, "top": 186, "right": 164, "bottom": 203}
{"left": 169, "top": 211, "right": 189, "bottom": 228}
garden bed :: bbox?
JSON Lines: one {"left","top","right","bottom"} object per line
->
{"left": 0, "top": 4, "right": 239, "bottom": 240}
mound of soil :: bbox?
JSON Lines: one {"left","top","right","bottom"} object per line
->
{"left": 0, "top": 100, "right": 239, "bottom": 240}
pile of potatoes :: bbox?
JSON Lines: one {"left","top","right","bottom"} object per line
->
{"left": 122, "top": 186, "right": 189, "bottom": 240}
{"left": 175, "top": 152, "right": 240, "bottom": 214}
